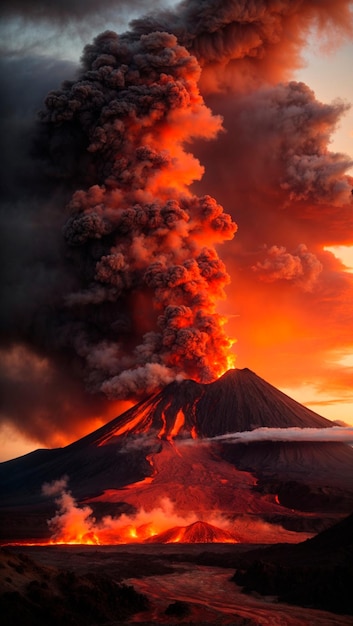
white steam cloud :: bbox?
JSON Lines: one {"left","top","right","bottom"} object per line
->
{"left": 198, "top": 426, "right": 353, "bottom": 445}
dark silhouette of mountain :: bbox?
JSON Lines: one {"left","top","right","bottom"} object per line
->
{"left": 74, "top": 368, "right": 334, "bottom": 446}
{"left": 233, "top": 512, "right": 353, "bottom": 615}
{"left": 1, "top": 368, "right": 353, "bottom": 543}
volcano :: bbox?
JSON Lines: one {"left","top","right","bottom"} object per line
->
{"left": 1, "top": 368, "right": 353, "bottom": 544}
{"left": 146, "top": 520, "right": 238, "bottom": 544}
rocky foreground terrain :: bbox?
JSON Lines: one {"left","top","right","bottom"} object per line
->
{"left": 1, "top": 517, "right": 353, "bottom": 626}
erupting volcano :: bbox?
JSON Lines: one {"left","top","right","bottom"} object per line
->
{"left": 1, "top": 368, "right": 353, "bottom": 545}
{"left": 2, "top": 3, "right": 353, "bottom": 624}
{"left": 1, "top": 0, "right": 353, "bottom": 555}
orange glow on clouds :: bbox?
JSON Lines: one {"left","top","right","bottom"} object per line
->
{"left": 1, "top": 1, "right": 353, "bottom": 461}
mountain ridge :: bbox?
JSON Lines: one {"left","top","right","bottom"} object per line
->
{"left": 70, "top": 367, "right": 333, "bottom": 449}
{"left": 1, "top": 368, "right": 353, "bottom": 543}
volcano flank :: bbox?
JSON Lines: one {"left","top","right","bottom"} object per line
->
{"left": 1, "top": 368, "right": 353, "bottom": 544}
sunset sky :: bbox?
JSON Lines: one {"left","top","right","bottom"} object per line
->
{"left": 1, "top": 0, "right": 353, "bottom": 461}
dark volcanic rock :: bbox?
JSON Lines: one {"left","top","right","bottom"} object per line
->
{"left": 165, "top": 600, "right": 191, "bottom": 617}
{"left": 0, "top": 547, "right": 148, "bottom": 626}
{"left": 70, "top": 367, "right": 335, "bottom": 444}
{"left": 233, "top": 513, "right": 353, "bottom": 615}
{"left": 196, "top": 368, "right": 332, "bottom": 435}
{"left": 221, "top": 440, "right": 353, "bottom": 496}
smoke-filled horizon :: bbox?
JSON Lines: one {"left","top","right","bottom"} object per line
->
{"left": 1, "top": 0, "right": 353, "bottom": 454}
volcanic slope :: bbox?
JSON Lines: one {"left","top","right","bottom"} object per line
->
{"left": 1, "top": 369, "right": 353, "bottom": 543}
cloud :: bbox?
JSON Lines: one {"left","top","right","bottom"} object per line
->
{"left": 191, "top": 76, "right": 353, "bottom": 397}
{"left": 41, "top": 477, "right": 199, "bottom": 544}
{"left": 131, "top": 0, "right": 353, "bottom": 90}
{"left": 0, "top": 345, "right": 131, "bottom": 447}
{"left": 199, "top": 426, "right": 353, "bottom": 444}
{"left": 252, "top": 243, "right": 323, "bottom": 291}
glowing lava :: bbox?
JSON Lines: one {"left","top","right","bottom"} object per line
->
{"left": 146, "top": 520, "right": 239, "bottom": 544}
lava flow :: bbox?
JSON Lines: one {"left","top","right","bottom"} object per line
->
{"left": 37, "top": 434, "right": 312, "bottom": 546}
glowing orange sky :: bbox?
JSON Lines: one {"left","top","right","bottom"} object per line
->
{"left": 0, "top": 1, "right": 353, "bottom": 461}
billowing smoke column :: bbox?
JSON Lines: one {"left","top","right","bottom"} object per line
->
{"left": 39, "top": 30, "right": 236, "bottom": 398}
{"left": 130, "top": 0, "right": 353, "bottom": 90}
{"left": 41, "top": 477, "right": 232, "bottom": 544}
{"left": 1, "top": 0, "right": 353, "bottom": 448}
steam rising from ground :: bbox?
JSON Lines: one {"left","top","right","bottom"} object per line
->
{"left": 42, "top": 477, "right": 232, "bottom": 544}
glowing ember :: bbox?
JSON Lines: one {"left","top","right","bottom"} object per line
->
{"left": 191, "top": 426, "right": 198, "bottom": 439}
{"left": 157, "top": 406, "right": 169, "bottom": 439}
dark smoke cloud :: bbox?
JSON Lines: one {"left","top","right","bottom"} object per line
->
{"left": 1, "top": 0, "right": 353, "bottom": 450}
{"left": 190, "top": 67, "right": 353, "bottom": 392}
{"left": 0, "top": 25, "right": 236, "bottom": 446}
{"left": 194, "top": 81, "right": 353, "bottom": 233}
{"left": 0, "top": 55, "right": 77, "bottom": 193}
{"left": 0, "top": 1, "right": 173, "bottom": 63}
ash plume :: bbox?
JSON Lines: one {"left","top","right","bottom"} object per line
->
{"left": 1, "top": 0, "right": 353, "bottom": 447}
{"left": 36, "top": 29, "right": 236, "bottom": 399}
